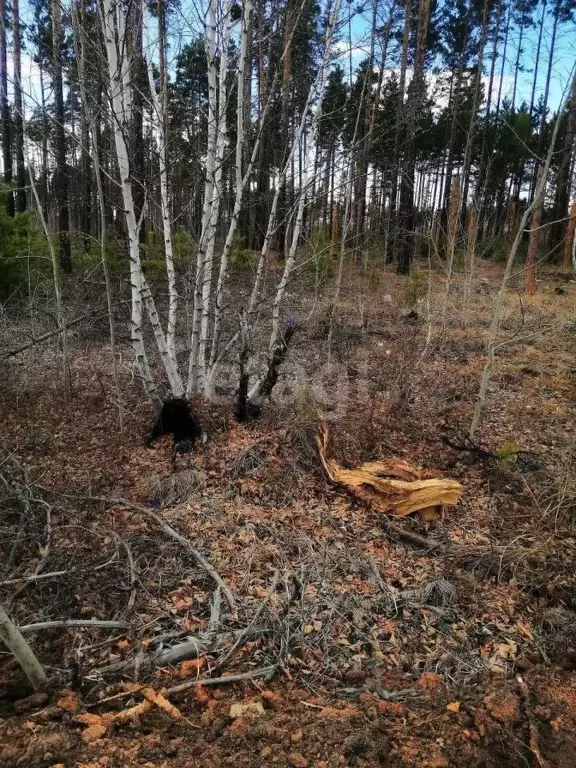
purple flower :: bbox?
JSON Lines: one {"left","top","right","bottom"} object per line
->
{"left": 282, "top": 314, "right": 301, "bottom": 328}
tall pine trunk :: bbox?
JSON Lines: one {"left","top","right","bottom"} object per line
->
{"left": 550, "top": 74, "right": 576, "bottom": 254}
{"left": 52, "top": 0, "right": 72, "bottom": 272}
{"left": 397, "top": 0, "right": 432, "bottom": 275}
{"left": 12, "top": 0, "right": 25, "bottom": 212}
{"left": 0, "top": 0, "right": 13, "bottom": 216}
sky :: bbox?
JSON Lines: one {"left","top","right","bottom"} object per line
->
{"left": 338, "top": 0, "right": 575, "bottom": 113}
{"left": 6, "top": 0, "right": 576, "bottom": 127}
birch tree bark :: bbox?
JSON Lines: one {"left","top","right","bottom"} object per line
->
{"left": 206, "top": 0, "right": 253, "bottom": 392}
{"left": 52, "top": 0, "right": 72, "bottom": 273}
{"left": 204, "top": 0, "right": 307, "bottom": 393}
{"left": 100, "top": 0, "right": 184, "bottom": 399}
{"left": 187, "top": 0, "right": 220, "bottom": 395}
{"left": 0, "top": 605, "right": 47, "bottom": 691}
{"left": 144, "top": 1, "right": 178, "bottom": 365}
{"left": 196, "top": 11, "right": 232, "bottom": 392}
{"left": 248, "top": 0, "right": 340, "bottom": 320}
{"left": 12, "top": 0, "right": 26, "bottom": 213}
{"left": 0, "top": 0, "right": 13, "bottom": 217}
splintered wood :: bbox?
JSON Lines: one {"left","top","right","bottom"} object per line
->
{"left": 316, "top": 419, "right": 463, "bottom": 522}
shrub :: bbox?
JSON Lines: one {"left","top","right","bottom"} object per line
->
{"left": 404, "top": 266, "right": 426, "bottom": 308}
{"left": 0, "top": 193, "right": 51, "bottom": 299}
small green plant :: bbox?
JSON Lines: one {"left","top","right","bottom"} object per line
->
{"left": 0, "top": 194, "right": 51, "bottom": 298}
{"left": 304, "top": 228, "right": 333, "bottom": 284}
{"left": 497, "top": 439, "right": 519, "bottom": 469}
{"left": 404, "top": 266, "right": 426, "bottom": 308}
{"left": 228, "top": 232, "right": 253, "bottom": 270}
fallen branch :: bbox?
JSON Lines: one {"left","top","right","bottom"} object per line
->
{"left": 167, "top": 665, "right": 277, "bottom": 694}
{"left": 0, "top": 557, "right": 118, "bottom": 585}
{"left": 441, "top": 434, "right": 497, "bottom": 461}
{"left": 214, "top": 570, "right": 280, "bottom": 672}
{"left": 20, "top": 619, "right": 129, "bottom": 634}
{"left": 517, "top": 675, "right": 548, "bottom": 768}
{"left": 2, "top": 304, "right": 128, "bottom": 360}
{"left": 380, "top": 518, "right": 444, "bottom": 552}
{"left": 95, "top": 497, "right": 236, "bottom": 612}
{"left": 94, "top": 589, "right": 223, "bottom": 678}
{"left": 93, "top": 624, "right": 273, "bottom": 680}
{"left": 0, "top": 604, "right": 47, "bottom": 691}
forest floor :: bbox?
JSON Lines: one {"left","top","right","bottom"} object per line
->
{"left": 1, "top": 257, "right": 576, "bottom": 767}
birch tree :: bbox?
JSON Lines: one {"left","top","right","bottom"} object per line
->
{"left": 100, "top": 0, "right": 183, "bottom": 398}
{"left": 144, "top": 0, "right": 178, "bottom": 365}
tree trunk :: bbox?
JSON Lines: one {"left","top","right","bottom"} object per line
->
{"left": 389, "top": 0, "right": 411, "bottom": 239}
{"left": 0, "top": 0, "right": 13, "bottom": 216}
{"left": 100, "top": 0, "right": 183, "bottom": 399}
{"left": 71, "top": 0, "right": 123, "bottom": 429}
{"left": 52, "top": 0, "right": 72, "bottom": 273}
{"left": 529, "top": 0, "right": 558, "bottom": 205}
{"left": 144, "top": 0, "right": 178, "bottom": 363}
{"left": 563, "top": 202, "right": 576, "bottom": 270}
{"left": 78, "top": 0, "right": 91, "bottom": 251}
{"left": 549, "top": 73, "right": 576, "bottom": 254}
{"left": 470, "top": 79, "right": 571, "bottom": 439}
{"left": 525, "top": 169, "right": 545, "bottom": 295}
{"left": 397, "top": 0, "right": 432, "bottom": 275}
{"left": 460, "top": 0, "right": 490, "bottom": 216}
{"left": 12, "top": 0, "right": 26, "bottom": 212}
{"left": 130, "top": 0, "right": 146, "bottom": 243}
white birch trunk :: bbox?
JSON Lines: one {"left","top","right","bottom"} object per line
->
{"left": 205, "top": 0, "right": 252, "bottom": 394}
{"left": 187, "top": 0, "right": 219, "bottom": 395}
{"left": 203, "top": 0, "right": 309, "bottom": 393}
{"left": 143, "top": 5, "right": 178, "bottom": 365}
{"left": 197, "top": 10, "right": 231, "bottom": 392}
{"left": 100, "top": 0, "right": 183, "bottom": 398}
{"left": 247, "top": 0, "right": 342, "bottom": 401}
{"left": 71, "top": 1, "right": 123, "bottom": 430}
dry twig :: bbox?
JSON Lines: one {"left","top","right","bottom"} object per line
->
{"left": 517, "top": 675, "right": 548, "bottom": 768}
{"left": 97, "top": 497, "right": 236, "bottom": 612}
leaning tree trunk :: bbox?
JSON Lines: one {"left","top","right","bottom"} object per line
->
{"left": 248, "top": 0, "right": 342, "bottom": 405}
{"left": 549, "top": 73, "right": 576, "bottom": 254}
{"left": 0, "top": 605, "right": 47, "bottom": 692}
{"left": 469, "top": 76, "right": 572, "bottom": 440}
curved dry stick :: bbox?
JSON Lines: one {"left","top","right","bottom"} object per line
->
{"left": 214, "top": 570, "right": 280, "bottom": 671}
{"left": 167, "top": 665, "right": 277, "bottom": 694}
{"left": 100, "top": 497, "right": 236, "bottom": 612}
